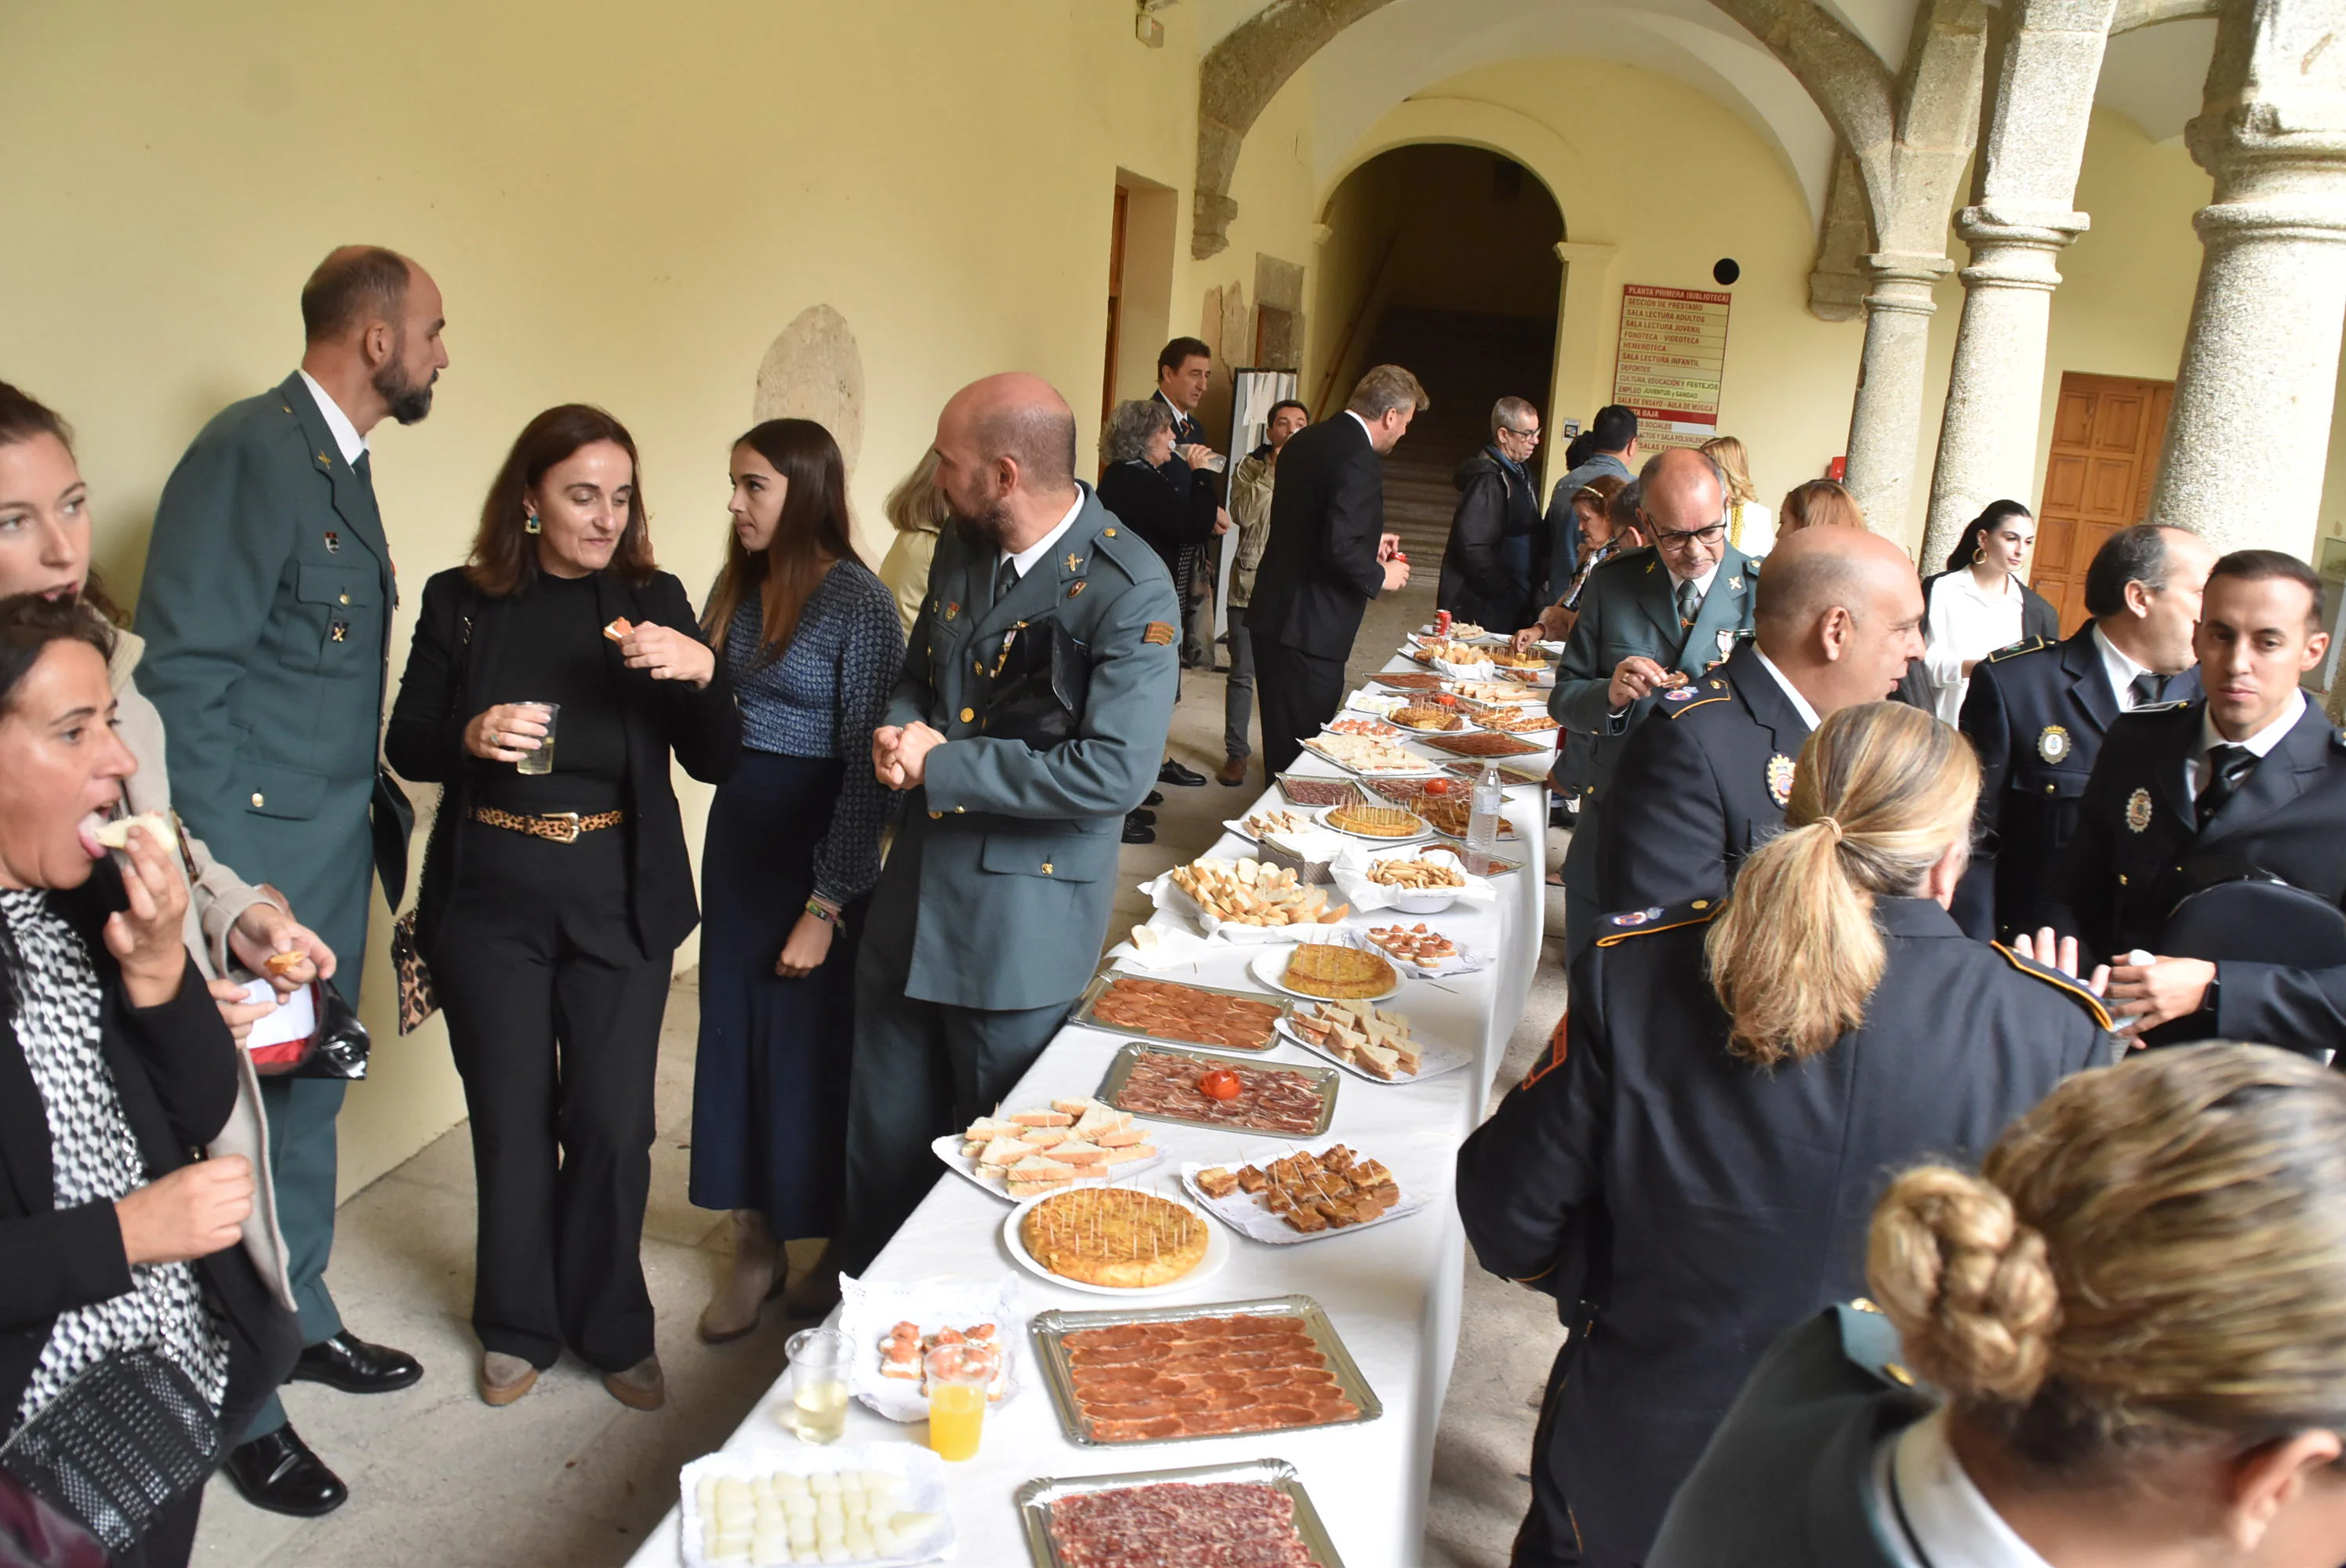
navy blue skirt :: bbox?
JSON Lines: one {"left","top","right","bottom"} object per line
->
{"left": 688, "top": 750, "right": 866, "bottom": 1236}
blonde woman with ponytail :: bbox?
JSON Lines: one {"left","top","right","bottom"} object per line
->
{"left": 1653, "top": 1043, "right": 2346, "bottom": 1568}
{"left": 1458, "top": 701, "right": 2115, "bottom": 1568}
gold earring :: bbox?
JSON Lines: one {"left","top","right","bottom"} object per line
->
{"left": 1971, "top": 546, "right": 1985, "bottom": 564}
{"left": 526, "top": 514, "right": 542, "bottom": 535}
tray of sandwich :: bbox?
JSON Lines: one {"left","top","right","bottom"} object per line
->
{"left": 932, "top": 1096, "right": 1165, "bottom": 1201}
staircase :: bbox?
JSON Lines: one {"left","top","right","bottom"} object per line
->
{"left": 1356, "top": 307, "right": 1557, "bottom": 564}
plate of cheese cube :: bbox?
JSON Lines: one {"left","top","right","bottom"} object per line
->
{"left": 928, "top": 1097, "right": 1164, "bottom": 1201}
{"left": 1274, "top": 1000, "right": 1474, "bottom": 1083}
{"left": 680, "top": 1445, "right": 951, "bottom": 1566}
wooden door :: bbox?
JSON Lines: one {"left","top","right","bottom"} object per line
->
{"left": 1102, "top": 185, "right": 1129, "bottom": 433}
{"left": 2034, "top": 372, "right": 2173, "bottom": 633}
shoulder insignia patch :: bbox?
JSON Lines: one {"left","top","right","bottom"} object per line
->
{"left": 1983, "top": 637, "right": 2047, "bottom": 663}
{"left": 1663, "top": 695, "right": 1727, "bottom": 720}
{"left": 2037, "top": 724, "right": 2071, "bottom": 763}
{"left": 1989, "top": 942, "right": 2116, "bottom": 1033}
{"left": 1592, "top": 902, "right": 1722, "bottom": 947}
{"left": 1662, "top": 686, "right": 1700, "bottom": 702}
{"left": 1142, "top": 622, "right": 1177, "bottom": 646}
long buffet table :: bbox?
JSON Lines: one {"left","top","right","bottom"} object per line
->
{"left": 626, "top": 643, "right": 1550, "bottom": 1567}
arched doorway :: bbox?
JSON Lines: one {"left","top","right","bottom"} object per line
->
{"left": 1310, "top": 143, "right": 1565, "bottom": 558}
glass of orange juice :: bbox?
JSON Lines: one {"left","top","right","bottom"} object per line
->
{"left": 924, "top": 1344, "right": 989, "bottom": 1462}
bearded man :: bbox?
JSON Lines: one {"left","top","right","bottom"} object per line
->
{"left": 135, "top": 244, "right": 447, "bottom": 1515}
{"left": 837, "top": 372, "right": 1180, "bottom": 1273}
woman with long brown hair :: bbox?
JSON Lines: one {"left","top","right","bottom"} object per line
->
{"left": 385, "top": 405, "right": 739, "bottom": 1414}
{"left": 1654, "top": 1044, "right": 2346, "bottom": 1567}
{"left": 1457, "top": 700, "right": 2115, "bottom": 1568}
{"left": 688, "top": 419, "right": 902, "bottom": 1341}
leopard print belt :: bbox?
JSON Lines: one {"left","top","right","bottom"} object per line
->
{"left": 469, "top": 806, "right": 626, "bottom": 844}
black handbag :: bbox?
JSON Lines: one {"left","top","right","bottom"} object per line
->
{"left": 393, "top": 608, "right": 473, "bottom": 1036}
{"left": 982, "top": 619, "right": 1089, "bottom": 750}
{"left": 245, "top": 978, "right": 370, "bottom": 1080}
{"left": 0, "top": 1351, "right": 224, "bottom": 1555}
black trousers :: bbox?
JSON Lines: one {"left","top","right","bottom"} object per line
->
{"left": 1253, "top": 638, "right": 1348, "bottom": 775}
{"left": 433, "top": 824, "right": 673, "bottom": 1372}
{"left": 1515, "top": 1344, "right": 1586, "bottom": 1566}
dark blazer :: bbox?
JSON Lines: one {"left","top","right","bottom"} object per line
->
{"left": 1436, "top": 448, "right": 1545, "bottom": 631}
{"left": 0, "top": 871, "right": 296, "bottom": 1429}
{"left": 135, "top": 372, "right": 411, "bottom": 982}
{"left": 1646, "top": 1306, "right": 1930, "bottom": 1568}
{"left": 1098, "top": 459, "right": 1219, "bottom": 593}
{"left": 1456, "top": 898, "right": 2111, "bottom": 1567}
{"left": 1894, "top": 568, "right": 2059, "bottom": 712}
{"left": 1601, "top": 642, "right": 1811, "bottom": 914}
{"left": 1244, "top": 416, "right": 1387, "bottom": 662}
{"left": 2042, "top": 696, "right": 2346, "bottom": 1050}
{"left": 1958, "top": 626, "right": 2201, "bottom": 942}
{"left": 384, "top": 567, "right": 742, "bottom": 961}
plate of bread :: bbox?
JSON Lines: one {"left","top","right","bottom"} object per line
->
{"left": 931, "top": 1097, "right": 1164, "bottom": 1202}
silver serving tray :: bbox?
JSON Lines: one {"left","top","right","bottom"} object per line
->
{"left": 1015, "top": 1456, "right": 1346, "bottom": 1568}
{"left": 1273, "top": 772, "right": 1365, "bottom": 810}
{"left": 1070, "top": 969, "right": 1295, "bottom": 1053}
{"left": 1098, "top": 1042, "right": 1341, "bottom": 1137}
{"left": 1027, "top": 1293, "right": 1382, "bottom": 1447}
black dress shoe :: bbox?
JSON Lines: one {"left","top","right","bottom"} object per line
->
{"left": 1144, "top": 790, "right": 1164, "bottom": 807}
{"left": 291, "top": 1330, "right": 423, "bottom": 1395}
{"left": 1121, "top": 815, "right": 1157, "bottom": 844}
{"left": 224, "top": 1425, "right": 347, "bottom": 1518}
{"left": 1129, "top": 808, "right": 1156, "bottom": 826}
{"left": 1158, "top": 759, "right": 1207, "bottom": 788}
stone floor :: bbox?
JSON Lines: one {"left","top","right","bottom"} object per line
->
{"left": 191, "top": 577, "right": 1571, "bottom": 1567}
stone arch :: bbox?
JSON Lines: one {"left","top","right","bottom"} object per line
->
{"left": 1317, "top": 99, "right": 1617, "bottom": 244}
{"left": 1193, "top": 0, "right": 1900, "bottom": 258}
{"left": 2109, "top": 0, "right": 2220, "bottom": 32}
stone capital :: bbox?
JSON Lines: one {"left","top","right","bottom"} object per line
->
{"left": 1861, "top": 251, "right": 1954, "bottom": 317}
{"left": 1956, "top": 203, "right": 2090, "bottom": 248}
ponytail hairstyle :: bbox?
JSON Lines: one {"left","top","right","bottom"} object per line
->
{"left": 1704, "top": 702, "right": 1978, "bottom": 1065}
{"left": 1868, "top": 1044, "right": 2346, "bottom": 1478}
{"left": 1945, "top": 499, "right": 2032, "bottom": 575}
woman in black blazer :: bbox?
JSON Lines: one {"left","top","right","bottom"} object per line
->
{"left": 1095, "top": 398, "right": 1223, "bottom": 609}
{"left": 0, "top": 597, "right": 296, "bottom": 1567}
{"left": 386, "top": 406, "right": 739, "bottom": 1414}
{"left": 1457, "top": 701, "right": 2114, "bottom": 1568}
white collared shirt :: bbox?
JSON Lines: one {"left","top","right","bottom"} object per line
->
{"left": 1000, "top": 491, "right": 1086, "bottom": 582}
{"left": 2091, "top": 623, "right": 2157, "bottom": 711}
{"left": 1752, "top": 648, "right": 1821, "bottom": 730}
{"left": 1922, "top": 569, "right": 2026, "bottom": 724}
{"left": 1346, "top": 409, "right": 1376, "bottom": 445}
{"left": 297, "top": 370, "right": 368, "bottom": 467}
{"left": 1669, "top": 562, "right": 1721, "bottom": 605}
{"left": 2192, "top": 687, "right": 2304, "bottom": 795}
{"left": 1871, "top": 1410, "right": 2054, "bottom": 1568}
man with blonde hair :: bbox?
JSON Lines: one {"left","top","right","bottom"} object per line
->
{"left": 1244, "top": 365, "right": 1427, "bottom": 771}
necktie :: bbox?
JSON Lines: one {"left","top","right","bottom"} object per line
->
{"left": 993, "top": 557, "right": 1019, "bottom": 609}
{"left": 2195, "top": 743, "right": 2257, "bottom": 830}
{"left": 2127, "top": 671, "right": 2163, "bottom": 710}
{"left": 1675, "top": 578, "right": 1702, "bottom": 630}
{"left": 353, "top": 449, "right": 374, "bottom": 491}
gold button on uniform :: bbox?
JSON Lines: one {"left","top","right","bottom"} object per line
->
{"left": 1851, "top": 1297, "right": 1881, "bottom": 1314}
{"left": 960, "top": 707, "right": 975, "bottom": 722}
{"left": 250, "top": 792, "right": 265, "bottom": 808}
{"left": 338, "top": 592, "right": 350, "bottom": 605}
{"left": 1883, "top": 1363, "right": 1916, "bottom": 1387}
{"left": 928, "top": 810, "right": 943, "bottom": 820}
{"left": 1040, "top": 862, "right": 1054, "bottom": 875}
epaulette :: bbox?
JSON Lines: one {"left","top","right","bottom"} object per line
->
{"left": 1833, "top": 1300, "right": 1924, "bottom": 1392}
{"left": 1989, "top": 942, "right": 2115, "bottom": 1032}
{"left": 1086, "top": 522, "right": 1155, "bottom": 583}
{"left": 1660, "top": 673, "right": 1731, "bottom": 719}
{"left": 1981, "top": 636, "right": 2048, "bottom": 664}
{"left": 1593, "top": 899, "right": 1722, "bottom": 947}
{"left": 1591, "top": 545, "right": 1654, "bottom": 578}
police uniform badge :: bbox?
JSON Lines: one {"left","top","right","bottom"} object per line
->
{"left": 2125, "top": 787, "right": 2154, "bottom": 833}
{"left": 1766, "top": 753, "right": 1796, "bottom": 807}
{"left": 1067, "top": 580, "right": 1087, "bottom": 599}
{"left": 1611, "top": 907, "right": 1663, "bottom": 927}
{"left": 1662, "top": 686, "right": 1698, "bottom": 702}
{"left": 943, "top": 602, "right": 960, "bottom": 622}
{"left": 2037, "top": 724, "right": 2071, "bottom": 764}
{"left": 323, "top": 531, "right": 340, "bottom": 554}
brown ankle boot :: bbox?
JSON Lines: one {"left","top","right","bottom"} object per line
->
{"left": 698, "top": 1210, "right": 779, "bottom": 1345}
{"left": 780, "top": 1240, "right": 841, "bottom": 1320}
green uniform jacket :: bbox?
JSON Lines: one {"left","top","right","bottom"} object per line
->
{"left": 133, "top": 372, "right": 405, "bottom": 985}
{"left": 1549, "top": 543, "right": 1758, "bottom": 804}
{"left": 884, "top": 488, "right": 1179, "bottom": 1010}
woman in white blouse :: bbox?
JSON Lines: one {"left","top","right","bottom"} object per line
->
{"left": 1701, "top": 436, "right": 1776, "bottom": 557}
{"left": 1916, "top": 501, "right": 2058, "bottom": 724}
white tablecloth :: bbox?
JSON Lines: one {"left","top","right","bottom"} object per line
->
{"left": 626, "top": 655, "right": 1549, "bottom": 1568}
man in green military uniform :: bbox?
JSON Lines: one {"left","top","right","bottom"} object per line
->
{"left": 134, "top": 246, "right": 446, "bottom": 1515}
{"left": 839, "top": 373, "right": 1180, "bottom": 1275}
{"left": 1550, "top": 446, "right": 1758, "bottom": 959}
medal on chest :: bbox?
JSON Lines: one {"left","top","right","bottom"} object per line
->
{"left": 1766, "top": 753, "right": 1796, "bottom": 808}
{"left": 2125, "top": 787, "right": 2154, "bottom": 833}
{"left": 2038, "top": 724, "right": 2070, "bottom": 764}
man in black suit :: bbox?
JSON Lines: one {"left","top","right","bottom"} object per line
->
{"left": 1245, "top": 364, "right": 1425, "bottom": 773}
{"left": 1959, "top": 523, "right": 2215, "bottom": 942}
{"left": 1601, "top": 524, "right": 1924, "bottom": 915}
{"left": 2039, "top": 550, "right": 2346, "bottom": 1051}
{"left": 1153, "top": 336, "right": 1219, "bottom": 684}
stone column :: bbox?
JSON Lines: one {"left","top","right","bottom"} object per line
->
{"left": 1842, "top": 250, "right": 1953, "bottom": 539}
{"left": 2148, "top": 0, "right": 2346, "bottom": 557}
{"left": 1920, "top": 0, "right": 2112, "bottom": 570}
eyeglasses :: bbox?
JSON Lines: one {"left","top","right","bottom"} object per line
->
{"left": 1650, "top": 522, "right": 1727, "bottom": 547}
{"left": 1502, "top": 426, "right": 1541, "bottom": 442}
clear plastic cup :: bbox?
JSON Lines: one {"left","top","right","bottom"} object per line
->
{"left": 514, "top": 702, "right": 560, "bottom": 775}
{"left": 924, "top": 1343, "right": 988, "bottom": 1461}
{"left": 782, "top": 1327, "right": 849, "bottom": 1444}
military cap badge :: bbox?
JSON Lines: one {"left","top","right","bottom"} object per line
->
{"left": 2125, "top": 787, "right": 2153, "bottom": 833}
{"left": 2038, "top": 725, "right": 2071, "bottom": 764}
{"left": 1766, "top": 753, "right": 1796, "bottom": 807}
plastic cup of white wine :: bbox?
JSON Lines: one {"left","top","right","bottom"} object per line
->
{"left": 514, "top": 702, "right": 560, "bottom": 775}
{"left": 783, "top": 1327, "right": 851, "bottom": 1444}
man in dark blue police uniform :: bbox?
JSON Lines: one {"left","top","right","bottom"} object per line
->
{"left": 1602, "top": 524, "right": 1923, "bottom": 914}
{"left": 1958, "top": 523, "right": 2213, "bottom": 941}
{"left": 2039, "top": 550, "right": 2346, "bottom": 1051}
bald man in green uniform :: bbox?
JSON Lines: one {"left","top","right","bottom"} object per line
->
{"left": 838, "top": 373, "right": 1180, "bottom": 1277}
{"left": 135, "top": 246, "right": 445, "bottom": 1515}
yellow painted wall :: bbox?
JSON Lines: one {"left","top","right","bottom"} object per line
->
{"left": 1, "top": 0, "right": 1322, "bottom": 1197}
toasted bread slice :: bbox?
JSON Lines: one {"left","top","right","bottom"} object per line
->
{"left": 1010, "top": 1109, "right": 1074, "bottom": 1128}
{"left": 1101, "top": 1142, "right": 1157, "bottom": 1165}
{"left": 975, "top": 1136, "right": 1031, "bottom": 1167}
{"left": 1042, "top": 1139, "right": 1108, "bottom": 1166}
{"left": 1008, "top": 1154, "right": 1073, "bottom": 1185}
{"left": 1094, "top": 1125, "right": 1149, "bottom": 1149}
{"left": 1020, "top": 1127, "right": 1071, "bottom": 1149}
